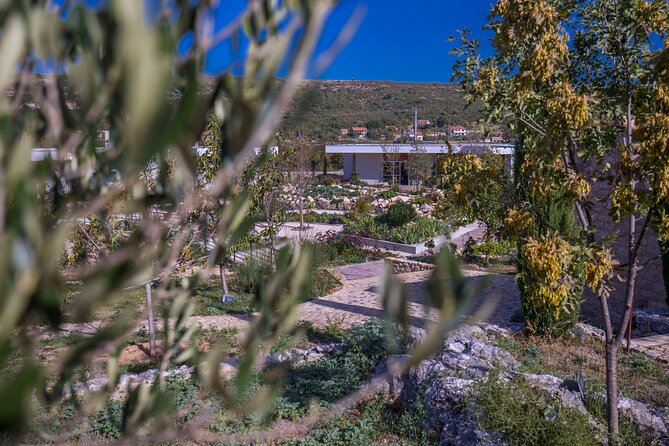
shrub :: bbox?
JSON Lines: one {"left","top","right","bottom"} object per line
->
{"left": 471, "top": 373, "right": 598, "bottom": 446}
{"left": 388, "top": 218, "right": 447, "bottom": 245}
{"left": 347, "top": 195, "right": 373, "bottom": 221}
{"left": 229, "top": 256, "right": 273, "bottom": 295}
{"left": 344, "top": 214, "right": 384, "bottom": 239}
{"left": 375, "top": 189, "right": 397, "bottom": 200}
{"left": 285, "top": 319, "right": 411, "bottom": 405}
{"left": 463, "top": 238, "right": 514, "bottom": 258}
{"left": 409, "top": 196, "right": 429, "bottom": 206}
{"left": 344, "top": 215, "right": 447, "bottom": 245}
{"left": 385, "top": 201, "right": 416, "bottom": 227}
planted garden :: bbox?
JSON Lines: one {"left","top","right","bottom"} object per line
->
{"left": 343, "top": 201, "right": 448, "bottom": 245}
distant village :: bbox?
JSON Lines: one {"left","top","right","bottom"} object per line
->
{"left": 338, "top": 119, "right": 508, "bottom": 144}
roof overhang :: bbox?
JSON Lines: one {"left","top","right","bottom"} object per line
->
{"left": 325, "top": 143, "right": 514, "bottom": 156}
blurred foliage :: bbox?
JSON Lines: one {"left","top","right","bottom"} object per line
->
{"left": 0, "top": 1, "right": 481, "bottom": 443}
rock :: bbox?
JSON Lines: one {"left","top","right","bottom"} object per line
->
{"left": 516, "top": 372, "right": 590, "bottom": 415}
{"left": 369, "top": 354, "right": 410, "bottom": 402}
{"left": 633, "top": 310, "right": 669, "bottom": 335}
{"left": 439, "top": 326, "right": 519, "bottom": 379}
{"left": 426, "top": 377, "right": 506, "bottom": 446}
{"left": 618, "top": 396, "right": 668, "bottom": 435}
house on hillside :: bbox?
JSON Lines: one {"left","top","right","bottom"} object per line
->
{"left": 417, "top": 119, "right": 431, "bottom": 128}
{"left": 340, "top": 128, "right": 350, "bottom": 138}
{"left": 351, "top": 127, "right": 368, "bottom": 139}
{"left": 448, "top": 126, "right": 469, "bottom": 137}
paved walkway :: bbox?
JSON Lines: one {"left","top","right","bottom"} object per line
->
{"left": 40, "top": 261, "right": 669, "bottom": 362}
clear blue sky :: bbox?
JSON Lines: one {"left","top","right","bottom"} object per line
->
{"left": 51, "top": 0, "right": 495, "bottom": 83}
{"left": 206, "top": 0, "right": 495, "bottom": 83}
{"left": 314, "top": 0, "right": 494, "bottom": 82}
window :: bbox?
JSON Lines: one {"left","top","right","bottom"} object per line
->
{"left": 383, "top": 161, "right": 408, "bottom": 186}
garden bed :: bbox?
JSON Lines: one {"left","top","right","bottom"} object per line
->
{"left": 356, "top": 234, "right": 449, "bottom": 255}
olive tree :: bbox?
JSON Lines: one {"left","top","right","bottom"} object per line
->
{"left": 0, "top": 1, "right": 482, "bottom": 443}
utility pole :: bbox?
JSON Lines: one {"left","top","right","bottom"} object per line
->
{"left": 414, "top": 107, "right": 418, "bottom": 142}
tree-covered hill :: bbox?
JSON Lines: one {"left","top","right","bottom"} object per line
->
{"left": 279, "top": 80, "right": 485, "bottom": 140}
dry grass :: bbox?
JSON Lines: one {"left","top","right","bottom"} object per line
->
{"left": 493, "top": 332, "right": 669, "bottom": 407}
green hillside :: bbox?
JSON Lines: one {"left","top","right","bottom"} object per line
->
{"left": 280, "top": 80, "right": 485, "bottom": 141}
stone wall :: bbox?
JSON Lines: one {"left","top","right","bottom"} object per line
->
{"left": 385, "top": 258, "right": 434, "bottom": 274}
{"left": 581, "top": 165, "right": 668, "bottom": 328}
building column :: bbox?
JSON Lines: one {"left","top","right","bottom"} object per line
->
{"left": 504, "top": 154, "right": 514, "bottom": 180}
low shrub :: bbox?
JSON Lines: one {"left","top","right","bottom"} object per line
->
{"left": 471, "top": 373, "right": 598, "bottom": 446}
{"left": 409, "top": 196, "right": 429, "bottom": 206}
{"left": 347, "top": 195, "right": 374, "bottom": 221}
{"left": 316, "top": 174, "right": 340, "bottom": 186}
{"left": 285, "top": 319, "right": 411, "bottom": 405}
{"left": 313, "top": 231, "right": 386, "bottom": 265}
{"left": 288, "top": 211, "right": 344, "bottom": 225}
{"left": 229, "top": 256, "right": 273, "bottom": 296}
{"left": 384, "top": 201, "right": 416, "bottom": 227}
{"left": 375, "top": 189, "right": 398, "bottom": 200}
{"left": 463, "top": 238, "right": 514, "bottom": 258}
{"left": 344, "top": 214, "right": 447, "bottom": 245}
{"left": 388, "top": 218, "right": 447, "bottom": 244}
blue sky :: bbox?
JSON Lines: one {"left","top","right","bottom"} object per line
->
{"left": 313, "top": 0, "right": 495, "bottom": 82}
{"left": 50, "top": 0, "right": 495, "bottom": 83}
{"left": 206, "top": 1, "right": 495, "bottom": 83}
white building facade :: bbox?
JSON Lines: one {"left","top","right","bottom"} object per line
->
{"left": 326, "top": 143, "right": 515, "bottom": 186}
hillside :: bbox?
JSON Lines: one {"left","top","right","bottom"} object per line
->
{"left": 280, "top": 80, "right": 485, "bottom": 140}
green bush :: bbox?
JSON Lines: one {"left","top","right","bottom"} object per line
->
{"left": 229, "top": 256, "right": 274, "bottom": 295}
{"left": 285, "top": 319, "right": 411, "bottom": 405}
{"left": 388, "top": 218, "right": 447, "bottom": 245}
{"left": 471, "top": 373, "right": 598, "bottom": 446}
{"left": 91, "top": 400, "right": 125, "bottom": 440}
{"left": 409, "top": 196, "right": 429, "bottom": 206}
{"left": 344, "top": 214, "right": 446, "bottom": 245}
{"left": 347, "top": 195, "right": 373, "bottom": 221}
{"left": 375, "top": 189, "right": 398, "bottom": 200}
{"left": 384, "top": 201, "right": 416, "bottom": 227}
{"left": 343, "top": 214, "right": 385, "bottom": 239}
{"left": 463, "top": 238, "right": 514, "bottom": 257}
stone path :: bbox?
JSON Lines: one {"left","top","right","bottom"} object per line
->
{"left": 298, "top": 268, "right": 522, "bottom": 330}
{"left": 38, "top": 261, "right": 669, "bottom": 362}
{"left": 45, "top": 263, "right": 521, "bottom": 337}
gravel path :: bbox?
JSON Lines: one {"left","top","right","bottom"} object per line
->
{"left": 43, "top": 263, "right": 521, "bottom": 336}
{"left": 34, "top": 261, "right": 669, "bottom": 362}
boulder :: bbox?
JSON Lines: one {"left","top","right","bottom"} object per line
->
{"left": 633, "top": 309, "right": 669, "bottom": 335}
{"left": 370, "top": 323, "right": 668, "bottom": 444}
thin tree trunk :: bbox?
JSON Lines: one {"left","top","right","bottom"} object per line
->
{"left": 145, "top": 282, "right": 156, "bottom": 358}
{"left": 605, "top": 340, "right": 619, "bottom": 436}
{"left": 299, "top": 199, "right": 304, "bottom": 231}
{"left": 219, "top": 262, "right": 229, "bottom": 297}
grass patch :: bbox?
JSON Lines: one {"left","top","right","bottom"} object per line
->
{"left": 491, "top": 333, "right": 669, "bottom": 407}
{"left": 59, "top": 283, "right": 145, "bottom": 323}
{"left": 471, "top": 373, "right": 600, "bottom": 446}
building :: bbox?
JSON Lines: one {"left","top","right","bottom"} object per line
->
{"left": 448, "top": 125, "right": 469, "bottom": 137}
{"left": 326, "top": 142, "right": 514, "bottom": 186}
{"left": 351, "top": 127, "right": 368, "bottom": 139}
{"left": 417, "top": 119, "right": 431, "bottom": 128}
{"left": 340, "top": 128, "right": 349, "bottom": 137}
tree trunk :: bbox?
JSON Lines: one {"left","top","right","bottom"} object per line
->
{"left": 605, "top": 340, "right": 619, "bottom": 437}
{"left": 299, "top": 199, "right": 304, "bottom": 231}
{"left": 145, "top": 282, "right": 156, "bottom": 357}
{"left": 219, "top": 262, "right": 229, "bottom": 297}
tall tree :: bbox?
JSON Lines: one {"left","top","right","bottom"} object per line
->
{"left": 451, "top": 0, "right": 669, "bottom": 437}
